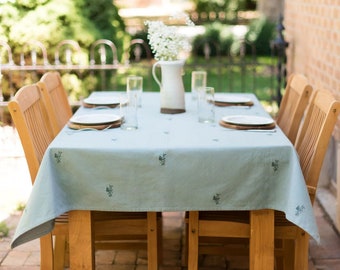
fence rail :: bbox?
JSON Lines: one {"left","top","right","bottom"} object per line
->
{"left": 0, "top": 37, "right": 281, "bottom": 115}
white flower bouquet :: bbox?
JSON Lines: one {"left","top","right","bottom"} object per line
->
{"left": 145, "top": 13, "right": 194, "bottom": 61}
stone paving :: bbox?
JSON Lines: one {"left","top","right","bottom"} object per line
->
{"left": 0, "top": 125, "right": 340, "bottom": 269}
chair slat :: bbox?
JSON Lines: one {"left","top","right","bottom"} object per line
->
{"left": 38, "top": 71, "right": 73, "bottom": 135}
{"left": 276, "top": 73, "right": 313, "bottom": 144}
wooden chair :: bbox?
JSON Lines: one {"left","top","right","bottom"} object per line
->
{"left": 276, "top": 73, "right": 313, "bottom": 144}
{"left": 37, "top": 71, "right": 73, "bottom": 134}
{"left": 187, "top": 88, "right": 340, "bottom": 270}
{"left": 8, "top": 84, "right": 161, "bottom": 270}
{"left": 8, "top": 84, "right": 68, "bottom": 269}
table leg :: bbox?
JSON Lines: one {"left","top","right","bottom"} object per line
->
{"left": 69, "top": 210, "right": 94, "bottom": 269}
{"left": 250, "top": 209, "right": 274, "bottom": 270}
{"left": 188, "top": 211, "right": 199, "bottom": 270}
{"left": 147, "top": 212, "right": 158, "bottom": 270}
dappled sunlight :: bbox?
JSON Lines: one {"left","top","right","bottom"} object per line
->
{"left": 0, "top": 126, "right": 31, "bottom": 222}
{"left": 261, "top": 100, "right": 279, "bottom": 117}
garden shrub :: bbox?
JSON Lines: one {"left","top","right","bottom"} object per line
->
{"left": 0, "top": 0, "right": 126, "bottom": 99}
{"left": 245, "top": 16, "right": 276, "bottom": 56}
{"left": 192, "top": 22, "right": 223, "bottom": 57}
{"left": 192, "top": 16, "right": 276, "bottom": 58}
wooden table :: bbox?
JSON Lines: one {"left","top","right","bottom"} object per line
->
{"left": 11, "top": 92, "right": 318, "bottom": 269}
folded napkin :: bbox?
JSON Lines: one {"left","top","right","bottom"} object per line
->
{"left": 219, "top": 120, "right": 276, "bottom": 130}
{"left": 214, "top": 100, "right": 254, "bottom": 107}
{"left": 67, "top": 120, "right": 121, "bottom": 130}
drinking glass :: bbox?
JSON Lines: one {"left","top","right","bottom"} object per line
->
{"left": 191, "top": 71, "right": 207, "bottom": 100}
{"left": 120, "top": 91, "right": 138, "bottom": 130}
{"left": 197, "top": 86, "right": 215, "bottom": 123}
{"left": 127, "top": 75, "right": 143, "bottom": 107}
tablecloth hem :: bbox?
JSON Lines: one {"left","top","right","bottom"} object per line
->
{"left": 11, "top": 220, "right": 54, "bottom": 249}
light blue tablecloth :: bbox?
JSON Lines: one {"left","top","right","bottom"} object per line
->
{"left": 11, "top": 92, "right": 319, "bottom": 248}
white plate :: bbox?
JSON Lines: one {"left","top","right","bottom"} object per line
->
{"left": 221, "top": 115, "right": 274, "bottom": 126}
{"left": 83, "top": 96, "right": 120, "bottom": 106}
{"left": 69, "top": 114, "right": 121, "bottom": 125}
{"left": 214, "top": 94, "right": 252, "bottom": 104}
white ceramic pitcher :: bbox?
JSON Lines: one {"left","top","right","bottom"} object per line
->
{"left": 152, "top": 59, "right": 186, "bottom": 114}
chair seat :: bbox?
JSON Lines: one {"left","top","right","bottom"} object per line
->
{"left": 92, "top": 211, "right": 149, "bottom": 220}
{"left": 198, "top": 211, "right": 250, "bottom": 223}
{"left": 198, "top": 210, "right": 294, "bottom": 226}
{"left": 55, "top": 213, "right": 69, "bottom": 223}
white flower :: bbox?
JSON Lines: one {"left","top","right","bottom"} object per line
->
{"left": 145, "top": 13, "right": 194, "bottom": 61}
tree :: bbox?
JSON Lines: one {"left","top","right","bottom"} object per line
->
{"left": 1, "top": 0, "right": 125, "bottom": 60}
{"left": 0, "top": 0, "right": 126, "bottom": 99}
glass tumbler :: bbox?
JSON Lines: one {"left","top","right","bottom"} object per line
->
{"left": 197, "top": 86, "right": 215, "bottom": 123}
{"left": 191, "top": 71, "right": 207, "bottom": 100}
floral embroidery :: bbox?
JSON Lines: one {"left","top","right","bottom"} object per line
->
{"left": 54, "top": 151, "right": 62, "bottom": 163}
{"left": 159, "top": 153, "right": 167, "bottom": 166}
{"left": 272, "top": 160, "right": 279, "bottom": 172}
{"left": 295, "top": 205, "right": 305, "bottom": 216}
{"left": 213, "top": 193, "right": 221, "bottom": 205}
{"left": 106, "top": 185, "right": 114, "bottom": 197}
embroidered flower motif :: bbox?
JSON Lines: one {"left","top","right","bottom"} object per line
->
{"left": 54, "top": 151, "right": 62, "bottom": 163}
{"left": 159, "top": 153, "right": 167, "bottom": 166}
{"left": 272, "top": 159, "right": 279, "bottom": 172}
{"left": 106, "top": 185, "right": 114, "bottom": 197}
{"left": 213, "top": 193, "right": 221, "bottom": 205}
{"left": 145, "top": 13, "right": 194, "bottom": 61}
{"left": 295, "top": 205, "right": 305, "bottom": 216}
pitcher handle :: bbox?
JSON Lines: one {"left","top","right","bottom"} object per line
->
{"left": 152, "top": 61, "right": 162, "bottom": 88}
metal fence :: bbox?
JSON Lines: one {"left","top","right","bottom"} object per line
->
{"left": 0, "top": 35, "right": 283, "bottom": 123}
{"left": 0, "top": 39, "right": 156, "bottom": 103}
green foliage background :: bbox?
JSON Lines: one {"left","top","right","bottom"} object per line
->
{"left": 192, "top": 0, "right": 256, "bottom": 23}
{"left": 0, "top": 0, "right": 276, "bottom": 103}
{"left": 1, "top": 0, "right": 125, "bottom": 53}
{"left": 0, "top": 0, "right": 126, "bottom": 99}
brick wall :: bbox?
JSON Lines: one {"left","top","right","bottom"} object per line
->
{"left": 285, "top": 0, "right": 340, "bottom": 232}
{"left": 284, "top": 0, "right": 340, "bottom": 139}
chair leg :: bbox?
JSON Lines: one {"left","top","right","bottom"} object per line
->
{"left": 181, "top": 216, "right": 188, "bottom": 267}
{"left": 40, "top": 233, "right": 54, "bottom": 270}
{"left": 147, "top": 212, "right": 158, "bottom": 270}
{"left": 157, "top": 213, "right": 163, "bottom": 265}
{"left": 188, "top": 211, "right": 199, "bottom": 270}
{"left": 54, "top": 235, "right": 67, "bottom": 270}
{"left": 294, "top": 229, "right": 309, "bottom": 270}
{"left": 274, "top": 239, "right": 283, "bottom": 270}
{"left": 282, "top": 240, "right": 294, "bottom": 270}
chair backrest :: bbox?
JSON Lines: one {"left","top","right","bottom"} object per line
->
{"left": 276, "top": 73, "right": 313, "bottom": 144}
{"left": 8, "top": 84, "right": 56, "bottom": 183}
{"left": 37, "top": 71, "right": 73, "bottom": 133}
{"left": 294, "top": 88, "right": 340, "bottom": 203}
